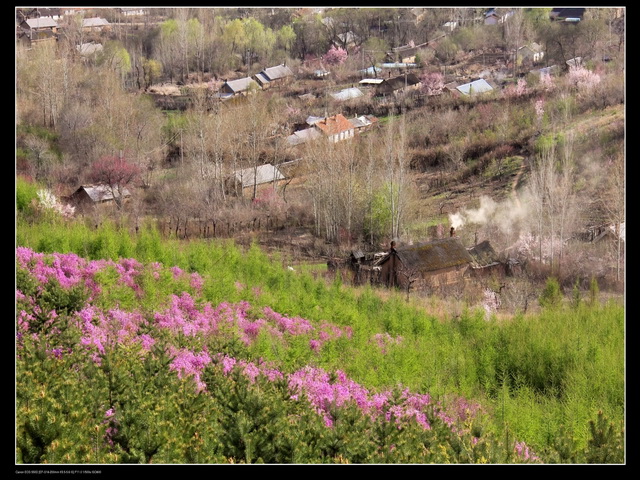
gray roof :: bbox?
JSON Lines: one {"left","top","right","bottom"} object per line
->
{"left": 376, "top": 238, "right": 473, "bottom": 272}
{"left": 467, "top": 240, "right": 500, "bottom": 268}
{"left": 82, "top": 17, "right": 110, "bottom": 27}
{"left": 76, "top": 184, "right": 131, "bottom": 203}
{"left": 456, "top": 78, "right": 494, "bottom": 95}
{"left": 224, "top": 77, "right": 259, "bottom": 93}
{"left": 260, "top": 64, "right": 294, "bottom": 81}
{"left": 330, "top": 87, "right": 364, "bottom": 101}
{"left": 24, "top": 17, "right": 58, "bottom": 28}
{"left": 287, "top": 127, "right": 322, "bottom": 146}
{"left": 77, "top": 42, "right": 103, "bottom": 55}
{"left": 349, "top": 115, "right": 375, "bottom": 129}
{"left": 306, "top": 115, "right": 324, "bottom": 126}
{"left": 230, "top": 163, "right": 285, "bottom": 188}
{"left": 254, "top": 72, "right": 270, "bottom": 85}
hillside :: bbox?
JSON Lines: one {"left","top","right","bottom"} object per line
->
{"left": 15, "top": 6, "right": 625, "bottom": 465}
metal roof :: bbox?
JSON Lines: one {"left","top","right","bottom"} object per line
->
{"left": 306, "top": 115, "right": 324, "bottom": 126}
{"left": 82, "top": 17, "right": 110, "bottom": 27}
{"left": 224, "top": 77, "right": 258, "bottom": 93}
{"left": 330, "top": 87, "right": 364, "bottom": 101}
{"left": 254, "top": 72, "right": 270, "bottom": 85}
{"left": 349, "top": 115, "right": 375, "bottom": 129}
{"left": 261, "top": 64, "right": 294, "bottom": 81}
{"left": 24, "top": 17, "right": 58, "bottom": 28}
{"left": 359, "top": 78, "right": 384, "bottom": 85}
{"left": 456, "top": 78, "right": 494, "bottom": 95}
{"left": 76, "top": 184, "right": 131, "bottom": 203}
{"left": 287, "top": 128, "right": 321, "bottom": 146}
{"left": 230, "top": 163, "right": 285, "bottom": 188}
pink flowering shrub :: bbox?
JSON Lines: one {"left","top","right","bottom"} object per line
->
{"left": 323, "top": 45, "right": 347, "bottom": 65}
{"left": 16, "top": 247, "right": 566, "bottom": 463}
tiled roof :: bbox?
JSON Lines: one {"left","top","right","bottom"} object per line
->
{"left": 314, "top": 114, "right": 354, "bottom": 136}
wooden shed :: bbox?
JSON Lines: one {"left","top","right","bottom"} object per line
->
{"left": 67, "top": 184, "right": 131, "bottom": 210}
{"left": 375, "top": 238, "right": 473, "bottom": 289}
{"left": 467, "top": 240, "right": 504, "bottom": 278}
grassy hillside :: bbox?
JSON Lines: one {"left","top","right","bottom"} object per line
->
{"left": 15, "top": 218, "right": 624, "bottom": 463}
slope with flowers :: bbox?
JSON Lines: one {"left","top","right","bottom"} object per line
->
{"left": 15, "top": 221, "right": 624, "bottom": 463}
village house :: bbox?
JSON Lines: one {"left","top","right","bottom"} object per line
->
{"left": 387, "top": 41, "right": 428, "bottom": 64}
{"left": 359, "top": 78, "right": 384, "bottom": 88}
{"left": 517, "top": 43, "right": 544, "bottom": 66}
{"left": 375, "top": 238, "right": 474, "bottom": 290}
{"left": 16, "top": 8, "right": 63, "bottom": 22}
{"left": 18, "top": 16, "right": 59, "bottom": 36}
{"left": 254, "top": 64, "right": 294, "bottom": 90}
{"left": 313, "top": 114, "right": 355, "bottom": 143}
{"left": 484, "top": 8, "right": 514, "bottom": 25}
{"left": 217, "top": 77, "right": 260, "bottom": 98}
{"left": 549, "top": 8, "right": 586, "bottom": 23}
{"left": 455, "top": 78, "right": 494, "bottom": 96}
{"left": 467, "top": 240, "right": 504, "bottom": 278}
{"left": 330, "top": 87, "right": 364, "bottom": 102}
{"left": 225, "top": 163, "right": 286, "bottom": 196}
{"left": 348, "top": 114, "right": 379, "bottom": 134}
{"left": 66, "top": 184, "right": 131, "bottom": 210}
{"left": 375, "top": 73, "right": 422, "bottom": 97}
{"left": 16, "top": 16, "right": 59, "bottom": 47}
{"left": 81, "top": 17, "right": 111, "bottom": 32}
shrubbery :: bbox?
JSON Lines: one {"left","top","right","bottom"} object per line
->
{"left": 15, "top": 226, "right": 625, "bottom": 463}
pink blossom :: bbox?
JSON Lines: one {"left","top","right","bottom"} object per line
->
{"left": 323, "top": 45, "right": 347, "bottom": 65}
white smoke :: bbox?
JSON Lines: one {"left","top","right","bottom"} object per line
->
{"left": 448, "top": 195, "right": 529, "bottom": 235}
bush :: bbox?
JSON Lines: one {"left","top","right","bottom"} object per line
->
{"left": 539, "top": 277, "right": 562, "bottom": 309}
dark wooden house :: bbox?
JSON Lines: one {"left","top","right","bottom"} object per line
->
{"left": 375, "top": 238, "right": 473, "bottom": 289}
{"left": 375, "top": 73, "right": 422, "bottom": 97}
{"left": 254, "top": 64, "right": 294, "bottom": 89}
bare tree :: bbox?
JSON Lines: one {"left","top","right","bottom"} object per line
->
{"left": 600, "top": 152, "right": 625, "bottom": 282}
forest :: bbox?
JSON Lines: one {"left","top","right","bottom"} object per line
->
{"left": 16, "top": 7, "right": 625, "bottom": 465}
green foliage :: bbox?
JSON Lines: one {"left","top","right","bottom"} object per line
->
{"left": 16, "top": 176, "right": 42, "bottom": 215}
{"left": 588, "top": 276, "right": 600, "bottom": 306}
{"left": 539, "top": 277, "right": 562, "bottom": 309}
{"left": 15, "top": 218, "right": 625, "bottom": 463}
{"left": 584, "top": 410, "right": 624, "bottom": 463}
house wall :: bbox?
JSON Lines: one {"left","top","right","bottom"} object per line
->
{"left": 380, "top": 259, "right": 469, "bottom": 289}
{"left": 329, "top": 129, "right": 354, "bottom": 143}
